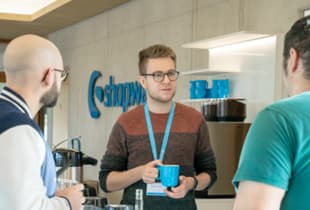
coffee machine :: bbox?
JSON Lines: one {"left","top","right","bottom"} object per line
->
{"left": 53, "top": 137, "right": 109, "bottom": 209}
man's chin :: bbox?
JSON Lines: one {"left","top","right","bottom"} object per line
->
{"left": 161, "top": 94, "right": 175, "bottom": 102}
{"left": 157, "top": 96, "right": 174, "bottom": 104}
{"left": 44, "top": 99, "right": 58, "bottom": 108}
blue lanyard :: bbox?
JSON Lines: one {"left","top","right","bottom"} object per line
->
{"left": 144, "top": 102, "right": 175, "bottom": 161}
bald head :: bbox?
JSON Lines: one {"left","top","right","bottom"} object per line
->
{"left": 3, "top": 34, "right": 63, "bottom": 81}
{"left": 2, "top": 34, "right": 64, "bottom": 115}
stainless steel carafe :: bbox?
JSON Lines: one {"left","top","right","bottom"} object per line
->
{"left": 53, "top": 137, "right": 97, "bottom": 183}
{"left": 54, "top": 148, "right": 83, "bottom": 182}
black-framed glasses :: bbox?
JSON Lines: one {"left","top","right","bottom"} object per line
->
{"left": 141, "top": 70, "right": 180, "bottom": 82}
{"left": 54, "top": 67, "right": 69, "bottom": 80}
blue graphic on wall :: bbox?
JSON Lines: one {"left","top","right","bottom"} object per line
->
{"left": 88, "top": 70, "right": 146, "bottom": 119}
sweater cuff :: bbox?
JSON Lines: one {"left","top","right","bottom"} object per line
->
{"left": 191, "top": 176, "right": 198, "bottom": 190}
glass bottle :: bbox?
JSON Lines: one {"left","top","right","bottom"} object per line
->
{"left": 134, "top": 189, "right": 143, "bottom": 210}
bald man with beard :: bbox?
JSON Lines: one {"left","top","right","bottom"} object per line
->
{"left": 0, "top": 34, "right": 85, "bottom": 210}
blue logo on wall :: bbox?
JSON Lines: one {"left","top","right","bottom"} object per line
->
{"left": 88, "top": 70, "right": 146, "bottom": 119}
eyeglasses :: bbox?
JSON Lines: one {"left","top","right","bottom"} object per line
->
{"left": 141, "top": 70, "right": 180, "bottom": 82}
{"left": 54, "top": 67, "right": 69, "bottom": 80}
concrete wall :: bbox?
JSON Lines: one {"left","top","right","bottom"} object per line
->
{"left": 0, "top": 43, "right": 6, "bottom": 70}
{"left": 49, "top": 0, "right": 310, "bottom": 206}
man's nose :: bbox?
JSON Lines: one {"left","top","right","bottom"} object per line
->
{"left": 162, "top": 73, "right": 170, "bottom": 83}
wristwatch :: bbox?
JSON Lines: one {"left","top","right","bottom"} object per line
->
{"left": 192, "top": 176, "right": 198, "bottom": 190}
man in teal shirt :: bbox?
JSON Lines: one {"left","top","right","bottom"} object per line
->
{"left": 233, "top": 15, "right": 310, "bottom": 210}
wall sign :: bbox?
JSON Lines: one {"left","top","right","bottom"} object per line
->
{"left": 88, "top": 70, "right": 146, "bottom": 119}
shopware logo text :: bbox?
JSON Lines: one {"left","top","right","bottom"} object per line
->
{"left": 88, "top": 70, "right": 146, "bottom": 119}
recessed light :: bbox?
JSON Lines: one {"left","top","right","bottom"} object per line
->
{"left": 0, "top": 0, "right": 71, "bottom": 21}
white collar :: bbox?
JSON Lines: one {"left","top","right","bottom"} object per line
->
{"left": 0, "top": 87, "right": 33, "bottom": 118}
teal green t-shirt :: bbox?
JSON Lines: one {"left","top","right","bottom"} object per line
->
{"left": 233, "top": 91, "right": 310, "bottom": 210}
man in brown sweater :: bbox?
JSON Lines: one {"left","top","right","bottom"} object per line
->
{"left": 99, "top": 44, "right": 217, "bottom": 210}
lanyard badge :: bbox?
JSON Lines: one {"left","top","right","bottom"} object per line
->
{"left": 144, "top": 102, "right": 175, "bottom": 161}
{"left": 144, "top": 102, "right": 175, "bottom": 196}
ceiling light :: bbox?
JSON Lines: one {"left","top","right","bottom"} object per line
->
{"left": 0, "top": 0, "right": 56, "bottom": 15}
{"left": 182, "top": 31, "right": 271, "bottom": 49}
{"left": 0, "top": 0, "right": 71, "bottom": 21}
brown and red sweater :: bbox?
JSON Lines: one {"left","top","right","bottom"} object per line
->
{"left": 99, "top": 102, "right": 217, "bottom": 210}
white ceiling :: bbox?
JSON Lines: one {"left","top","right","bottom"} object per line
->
{"left": 0, "top": 0, "right": 57, "bottom": 15}
{"left": 0, "top": 0, "right": 129, "bottom": 42}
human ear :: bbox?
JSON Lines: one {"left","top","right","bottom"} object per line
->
{"left": 41, "top": 68, "right": 54, "bottom": 87}
{"left": 139, "top": 76, "right": 147, "bottom": 89}
{"left": 288, "top": 48, "right": 299, "bottom": 73}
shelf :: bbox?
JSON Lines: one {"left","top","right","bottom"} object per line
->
{"left": 180, "top": 68, "right": 239, "bottom": 76}
{"left": 182, "top": 31, "right": 271, "bottom": 49}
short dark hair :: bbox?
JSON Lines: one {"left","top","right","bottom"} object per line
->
{"left": 138, "top": 44, "right": 176, "bottom": 75}
{"left": 283, "top": 15, "right": 310, "bottom": 79}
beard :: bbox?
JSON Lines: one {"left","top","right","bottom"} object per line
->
{"left": 40, "top": 81, "right": 59, "bottom": 108}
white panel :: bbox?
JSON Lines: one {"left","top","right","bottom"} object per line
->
{"left": 208, "top": 36, "right": 277, "bottom": 121}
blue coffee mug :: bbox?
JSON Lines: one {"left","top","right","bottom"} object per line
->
{"left": 195, "top": 80, "right": 207, "bottom": 88}
{"left": 157, "top": 165, "right": 180, "bottom": 187}
{"left": 190, "top": 81, "right": 197, "bottom": 99}
{"left": 195, "top": 88, "right": 206, "bottom": 98}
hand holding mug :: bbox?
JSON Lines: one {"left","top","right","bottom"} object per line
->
{"left": 142, "top": 159, "right": 162, "bottom": 184}
{"left": 165, "top": 175, "right": 194, "bottom": 199}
